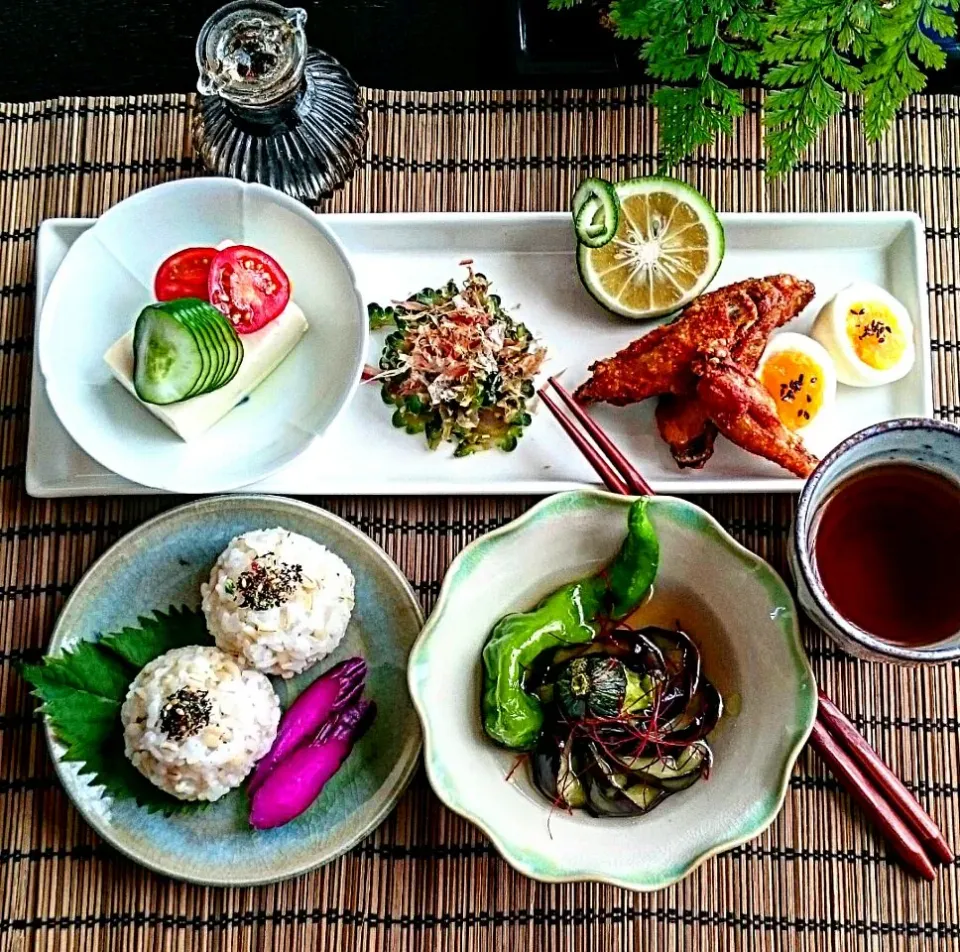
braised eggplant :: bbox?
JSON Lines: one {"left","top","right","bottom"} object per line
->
{"left": 554, "top": 656, "right": 657, "bottom": 720}
{"left": 532, "top": 735, "right": 587, "bottom": 809}
{"left": 609, "top": 740, "right": 712, "bottom": 792}
{"left": 660, "top": 681, "right": 723, "bottom": 742}
{"left": 529, "top": 624, "right": 721, "bottom": 818}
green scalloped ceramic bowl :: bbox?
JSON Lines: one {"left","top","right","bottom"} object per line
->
{"left": 408, "top": 490, "right": 816, "bottom": 890}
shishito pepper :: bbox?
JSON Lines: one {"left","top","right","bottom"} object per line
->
{"left": 481, "top": 498, "right": 660, "bottom": 750}
{"left": 481, "top": 576, "right": 606, "bottom": 750}
{"left": 607, "top": 497, "right": 660, "bottom": 618}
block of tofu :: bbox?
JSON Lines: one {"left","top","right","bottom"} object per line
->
{"left": 103, "top": 301, "right": 308, "bottom": 441}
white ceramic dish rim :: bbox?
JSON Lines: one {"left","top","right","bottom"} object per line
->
{"left": 407, "top": 488, "right": 818, "bottom": 890}
{"left": 794, "top": 417, "right": 960, "bottom": 664}
{"left": 27, "top": 210, "right": 933, "bottom": 497}
{"left": 43, "top": 494, "right": 424, "bottom": 887}
{"left": 36, "top": 179, "right": 367, "bottom": 493}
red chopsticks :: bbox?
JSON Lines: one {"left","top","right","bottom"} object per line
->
{"left": 541, "top": 380, "right": 652, "bottom": 496}
{"left": 539, "top": 374, "right": 953, "bottom": 880}
{"left": 808, "top": 720, "right": 936, "bottom": 878}
{"left": 815, "top": 690, "right": 953, "bottom": 866}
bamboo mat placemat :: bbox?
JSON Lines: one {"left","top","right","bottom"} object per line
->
{"left": 0, "top": 89, "right": 959, "bottom": 952}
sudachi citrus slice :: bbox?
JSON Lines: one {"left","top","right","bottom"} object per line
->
{"left": 576, "top": 177, "right": 724, "bottom": 320}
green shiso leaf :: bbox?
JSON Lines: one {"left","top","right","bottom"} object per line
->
{"left": 19, "top": 606, "right": 216, "bottom": 816}
{"left": 99, "top": 605, "right": 209, "bottom": 670}
{"left": 20, "top": 639, "right": 131, "bottom": 701}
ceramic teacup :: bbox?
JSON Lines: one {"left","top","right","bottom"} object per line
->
{"left": 790, "top": 418, "right": 960, "bottom": 663}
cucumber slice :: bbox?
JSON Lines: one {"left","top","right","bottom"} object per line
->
{"left": 572, "top": 178, "right": 619, "bottom": 249}
{"left": 178, "top": 303, "right": 225, "bottom": 398}
{"left": 211, "top": 316, "right": 243, "bottom": 389}
{"left": 200, "top": 308, "right": 240, "bottom": 392}
{"left": 183, "top": 302, "right": 226, "bottom": 393}
{"left": 179, "top": 303, "right": 228, "bottom": 398}
{"left": 182, "top": 299, "right": 243, "bottom": 392}
{"left": 183, "top": 300, "right": 242, "bottom": 392}
{"left": 575, "top": 197, "right": 605, "bottom": 238}
{"left": 133, "top": 304, "right": 205, "bottom": 405}
{"left": 133, "top": 299, "right": 240, "bottom": 405}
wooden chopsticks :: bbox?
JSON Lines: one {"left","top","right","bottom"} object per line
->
{"left": 815, "top": 690, "right": 953, "bottom": 866}
{"left": 541, "top": 379, "right": 652, "bottom": 496}
{"left": 539, "top": 374, "right": 953, "bottom": 880}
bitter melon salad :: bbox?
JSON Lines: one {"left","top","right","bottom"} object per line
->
{"left": 367, "top": 263, "right": 547, "bottom": 456}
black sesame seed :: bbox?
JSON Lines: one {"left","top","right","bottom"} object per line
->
{"left": 235, "top": 552, "right": 304, "bottom": 610}
{"left": 158, "top": 688, "right": 212, "bottom": 742}
{"left": 858, "top": 319, "right": 893, "bottom": 344}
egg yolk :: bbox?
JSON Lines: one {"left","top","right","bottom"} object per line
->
{"left": 760, "top": 351, "right": 825, "bottom": 432}
{"left": 845, "top": 301, "right": 907, "bottom": 370}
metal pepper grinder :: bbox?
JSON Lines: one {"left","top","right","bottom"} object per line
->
{"left": 193, "top": 0, "right": 367, "bottom": 201}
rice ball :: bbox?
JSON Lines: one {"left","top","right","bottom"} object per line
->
{"left": 121, "top": 645, "right": 280, "bottom": 802}
{"left": 201, "top": 527, "right": 355, "bottom": 678}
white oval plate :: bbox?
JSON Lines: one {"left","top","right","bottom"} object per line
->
{"left": 38, "top": 179, "right": 366, "bottom": 492}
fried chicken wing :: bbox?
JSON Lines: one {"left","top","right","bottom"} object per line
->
{"left": 655, "top": 394, "right": 717, "bottom": 469}
{"left": 574, "top": 273, "right": 819, "bottom": 476}
{"left": 694, "top": 355, "right": 819, "bottom": 478}
{"left": 653, "top": 275, "right": 816, "bottom": 468}
{"left": 730, "top": 275, "right": 816, "bottom": 369}
{"left": 574, "top": 287, "right": 760, "bottom": 406}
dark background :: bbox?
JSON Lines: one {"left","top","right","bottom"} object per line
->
{"left": 2, "top": 0, "right": 958, "bottom": 101}
{"left": 2, "top": 0, "right": 624, "bottom": 101}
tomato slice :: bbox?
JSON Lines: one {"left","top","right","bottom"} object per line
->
{"left": 154, "top": 247, "right": 218, "bottom": 302}
{"left": 208, "top": 245, "right": 291, "bottom": 334}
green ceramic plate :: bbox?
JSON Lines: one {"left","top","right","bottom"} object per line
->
{"left": 44, "top": 495, "right": 422, "bottom": 886}
{"left": 409, "top": 489, "right": 817, "bottom": 890}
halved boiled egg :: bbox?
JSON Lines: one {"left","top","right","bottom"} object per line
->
{"left": 756, "top": 333, "right": 837, "bottom": 447}
{"left": 811, "top": 282, "right": 915, "bottom": 387}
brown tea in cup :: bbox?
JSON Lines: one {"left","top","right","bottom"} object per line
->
{"left": 812, "top": 462, "right": 960, "bottom": 647}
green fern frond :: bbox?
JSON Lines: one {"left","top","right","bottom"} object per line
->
{"left": 550, "top": 0, "right": 957, "bottom": 173}
{"left": 652, "top": 85, "right": 742, "bottom": 167}
{"left": 609, "top": 0, "right": 764, "bottom": 166}
{"left": 761, "top": 0, "right": 878, "bottom": 174}
{"left": 862, "top": 0, "right": 957, "bottom": 142}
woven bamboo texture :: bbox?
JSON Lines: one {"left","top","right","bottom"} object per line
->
{"left": 0, "top": 89, "right": 959, "bottom": 952}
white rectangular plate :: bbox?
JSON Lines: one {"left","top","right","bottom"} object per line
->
{"left": 27, "top": 212, "right": 932, "bottom": 497}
